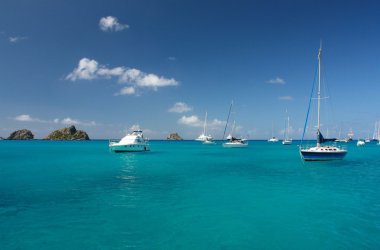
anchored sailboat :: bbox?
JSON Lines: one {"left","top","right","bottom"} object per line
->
{"left": 268, "top": 122, "right": 279, "bottom": 142}
{"left": 282, "top": 112, "right": 292, "bottom": 145}
{"left": 222, "top": 101, "right": 248, "bottom": 148}
{"left": 300, "top": 45, "right": 347, "bottom": 161}
{"left": 335, "top": 128, "right": 348, "bottom": 143}
{"left": 195, "top": 111, "right": 214, "bottom": 143}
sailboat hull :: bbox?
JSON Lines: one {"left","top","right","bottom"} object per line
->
{"left": 300, "top": 149, "right": 347, "bottom": 161}
{"left": 282, "top": 140, "right": 292, "bottom": 145}
{"left": 223, "top": 142, "right": 248, "bottom": 148}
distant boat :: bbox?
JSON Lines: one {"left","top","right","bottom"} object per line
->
{"left": 196, "top": 111, "right": 214, "bottom": 144}
{"left": 268, "top": 122, "right": 279, "bottom": 142}
{"left": 365, "top": 131, "right": 370, "bottom": 143}
{"left": 222, "top": 102, "right": 248, "bottom": 148}
{"left": 203, "top": 137, "right": 215, "bottom": 144}
{"left": 335, "top": 128, "right": 348, "bottom": 143}
{"left": 109, "top": 130, "right": 150, "bottom": 152}
{"left": 300, "top": 45, "right": 347, "bottom": 161}
{"left": 372, "top": 121, "right": 378, "bottom": 141}
{"left": 282, "top": 112, "right": 292, "bottom": 145}
{"left": 357, "top": 140, "right": 365, "bottom": 146}
{"left": 347, "top": 128, "right": 354, "bottom": 141}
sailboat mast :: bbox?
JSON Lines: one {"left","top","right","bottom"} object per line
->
{"left": 222, "top": 101, "right": 233, "bottom": 140}
{"left": 203, "top": 111, "right": 207, "bottom": 135}
{"left": 287, "top": 115, "right": 290, "bottom": 139}
{"left": 317, "top": 46, "right": 322, "bottom": 147}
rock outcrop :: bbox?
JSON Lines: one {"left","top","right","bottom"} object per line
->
{"left": 7, "top": 129, "right": 34, "bottom": 140}
{"left": 166, "top": 132, "right": 183, "bottom": 140}
{"left": 44, "top": 125, "right": 90, "bottom": 140}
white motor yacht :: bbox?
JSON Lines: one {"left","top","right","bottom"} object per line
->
{"left": 109, "top": 130, "right": 150, "bottom": 152}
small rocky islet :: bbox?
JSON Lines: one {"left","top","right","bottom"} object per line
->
{"left": 7, "top": 129, "right": 34, "bottom": 140}
{"left": 166, "top": 132, "right": 183, "bottom": 140}
{"left": 4, "top": 126, "right": 90, "bottom": 140}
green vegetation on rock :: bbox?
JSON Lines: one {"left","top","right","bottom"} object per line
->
{"left": 44, "top": 125, "right": 90, "bottom": 140}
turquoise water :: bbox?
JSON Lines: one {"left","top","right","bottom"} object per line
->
{"left": 1, "top": 140, "right": 380, "bottom": 249}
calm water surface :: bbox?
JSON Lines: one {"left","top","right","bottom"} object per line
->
{"left": 1, "top": 140, "right": 379, "bottom": 249}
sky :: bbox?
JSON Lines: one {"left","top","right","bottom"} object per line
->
{"left": 1, "top": 0, "right": 380, "bottom": 139}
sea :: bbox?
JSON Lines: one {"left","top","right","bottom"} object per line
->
{"left": 1, "top": 140, "right": 380, "bottom": 249}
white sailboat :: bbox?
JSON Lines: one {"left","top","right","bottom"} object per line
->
{"left": 222, "top": 101, "right": 248, "bottom": 148}
{"left": 268, "top": 122, "right": 279, "bottom": 142}
{"left": 195, "top": 111, "right": 214, "bottom": 143}
{"left": 347, "top": 128, "right": 354, "bottom": 141}
{"left": 300, "top": 44, "right": 347, "bottom": 161}
{"left": 282, "top": 113, "right": 292, "bottom": 145}
{"left": 335, "top": 128, "right": 348, "bottom": 143}
{"left": 365, "top": 130, "right": 370, "bottom": 143}
{"left": 372, "top": 121, "right": 379, "bottom": 142}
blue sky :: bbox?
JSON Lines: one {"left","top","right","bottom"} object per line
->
{"left": 1, "top": 0, "right": 379, "bottom": 139}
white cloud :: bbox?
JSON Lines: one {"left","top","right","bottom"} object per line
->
{"left": 66, "top": 58, "right": 99, "bottom": 81}
{"left": 178, "top": 115, "right": 203, "bottom": 127}
{"left": 267, "top": 77, "right": 286, "bottom": 84}
{"left": 61, "top": 117, "right": 79, "bottom": 125}
{"left": 66, "top": 58, "right": 178, "bottom": 95}
{"left": 209, "top": 119, "right": 224, "bottom": 127}
{"left": 14, "top": 114, "right": 41, "bottom": 122}
{"left": 178, "top": 115, "right": 225, "bottom": 129}
{"left": 99, "top": 16, "right": 129, "bottom": 32}
{"left": 135, "top": 73, "right": 178, "bottom": 89}
{"left": 278, "top": 96, "right": 294, "bottom": 101}
{"left": 98, "top": 66, "right": 125, "bottom": 78}
{"left": 168, "top": 102, "right": 193, "bottom": 113}
{"left": 61, "top": 117, "right": 96, "bottom": 126}
{"left": 115, "top": 86, "right": 136, "bottom": 95}
{"left": 9, "top": 36, "right": 27, "bottom": 43}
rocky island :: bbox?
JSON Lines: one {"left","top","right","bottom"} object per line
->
{"left": 166, "top": 132, "right": 183, "bottom": 140}
{"left": 7, "top": 129, "right": 34, "bottom": 140}
{"left": 44, "top": 125, "right": 90, "bottom": 140}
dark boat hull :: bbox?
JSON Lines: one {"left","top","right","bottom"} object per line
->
{"left": 300, "top": 150, "right": 347, "bottom": 161}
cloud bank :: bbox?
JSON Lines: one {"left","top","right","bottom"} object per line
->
{"left": 178, "top": 115, "right": 224, "bottom": 128}
{"left": 66, "top": 58, "right": 178, "bottom": 95}
{"left": 14, "top": 114, "right": 96, "bottom": 126}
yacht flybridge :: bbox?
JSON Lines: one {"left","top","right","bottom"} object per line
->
{"left": 109, "top": 130, "right": 150, "bottom": 152}
{"left": 299, "top": 45, "right": 347, "bottom": 161}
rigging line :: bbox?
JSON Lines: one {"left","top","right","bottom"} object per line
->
{"left": 300, "top": 58, "right": 319, "bottom": 146}
{"left": 222, "top": 100, "right": 233, "bottom": 140}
